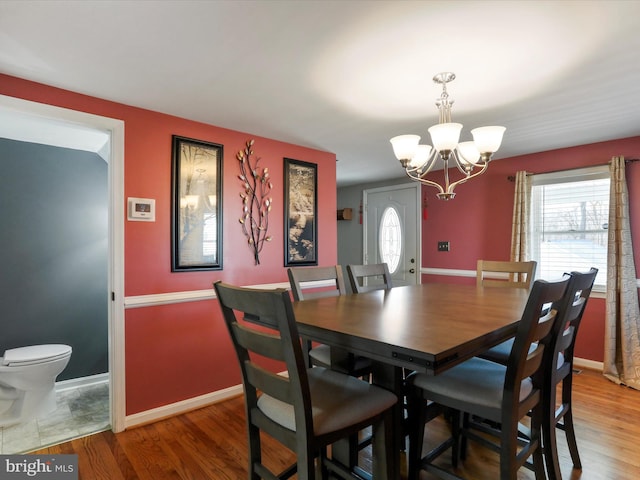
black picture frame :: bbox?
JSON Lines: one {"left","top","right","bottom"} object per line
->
{"left": 284, "top": 158, "right": 318, "bottom": 266}
{"left": 171, "top": 135, "right": 223, "bottom": 271}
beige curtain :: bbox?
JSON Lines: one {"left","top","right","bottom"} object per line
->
{"left": 510, "top": 171, "right": 531, "bottom": 281}
{"left": 603, "top": 156, "right": 640, "bottom": 390}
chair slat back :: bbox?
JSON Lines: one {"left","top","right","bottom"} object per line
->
{"left": 214, "top": 282, "right": 313, "bottom": 432}
{"left": 503, "top": 276, "right": 569, "bottom": 414}
{"left": 287, "top": 265, "right": 347, "bottom": 300}
{"left": 232, "top": 322, "right": 286, "bottom": 361}
{"left": 346, "top": 263, "right": 393, "bottom": 293}
{"left": 548, "top": 268, "right": 598, "bottom": 375}
{"left": 477, "top": 260, "right": 537, "bottom": 289}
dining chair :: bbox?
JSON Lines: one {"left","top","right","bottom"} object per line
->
{"left": 476, "top": 260, "right": 538, "bottom": 364}
{"left": 477, "top": 268, "right": 597, "bottom": 479}
{"left": 213, "top": 281, "right": 398, "bottom": 480}
{"left": 406, "top": 275, "right": 571, "bottom": 480}
{"left": 346, "top": 263, "right": 393, "bottom": 294}
{"left": 346, "top": 262, "right": 404, "bottom": 444}
{"left": 476, "top": 259, "right": 537, "bottom": 289}
{"left": 346, "top": 262, "right": 412, "bottom": 427}
{"left": 541, "top": 268, "right": 597, "bottom": 480}
{"left": 287, "top": 266, "right": 372, "bottom": 377}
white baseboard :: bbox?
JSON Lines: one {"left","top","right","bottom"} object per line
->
{"left": 124, "top": 384, "right": 244, "bottom": 430}
{"left": 55, "top": 372, "right": 109, "bottom": 392}
{"left": 573, "top": 357, "right": 603, "bottom": 371}
{"left": 423, "top": 267, "right": 476, "bottom": 278}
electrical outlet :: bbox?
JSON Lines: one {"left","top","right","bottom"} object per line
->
{"left": 437, "top": 241, "right": 450, "bottom": 252}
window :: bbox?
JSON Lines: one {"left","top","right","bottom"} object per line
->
{"left": 379, "top": 206, "right": 402, "bottom": 274}
{"left": 202, "top": 211, "right": 217, "bottom": 258}
{"left": 529, "top": 166, "right": 609, "bottom": 289}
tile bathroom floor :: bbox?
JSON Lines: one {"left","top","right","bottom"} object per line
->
{"left": 0, "top": 382, "right": 110, "bottom": 454}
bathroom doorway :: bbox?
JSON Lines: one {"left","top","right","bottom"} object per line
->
{"left": 0, "top": 95, "right": 125, "bottom": 451}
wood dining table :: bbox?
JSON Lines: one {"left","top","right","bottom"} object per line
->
{"left": 292, "top": 282, "right": 531, "bottom": 479}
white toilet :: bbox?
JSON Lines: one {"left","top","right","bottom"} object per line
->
{"left": 0, "top": 344, "right": 72, "bottom": 428}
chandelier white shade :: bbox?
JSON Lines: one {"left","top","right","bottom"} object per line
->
{"left": 428, "top": 123, "right": 462, "bottom": 152}
{"left": 390, "top": 72, "right": 505, "bottom": 200}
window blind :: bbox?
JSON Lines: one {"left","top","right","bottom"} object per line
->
{"left": 530, "top": 166, "right": 609, "bottom": 287}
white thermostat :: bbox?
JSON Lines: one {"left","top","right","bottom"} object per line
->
{"left": 128, "top": 197, "right": 156, "bottom": 222}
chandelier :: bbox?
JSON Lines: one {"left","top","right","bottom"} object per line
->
{"left": 390, "top": 72, "right": 505, "bottom": 200}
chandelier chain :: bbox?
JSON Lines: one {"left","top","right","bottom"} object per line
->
{"left": 436, "top": 77, "right": 453, "bottom": 124}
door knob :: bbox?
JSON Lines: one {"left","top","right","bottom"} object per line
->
{"left": 409, "top": 268, "right": 415, "bottom": 274}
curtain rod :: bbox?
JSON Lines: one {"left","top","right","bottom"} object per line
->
{"left": 507, "top": 158, "right": 639, "bottom": 182}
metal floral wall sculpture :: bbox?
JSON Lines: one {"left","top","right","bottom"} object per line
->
{"left": 237, "top": 139, "right": 273, "bottom": 265}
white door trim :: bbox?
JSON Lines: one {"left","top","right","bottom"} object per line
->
{"left": 0, "top": 94, "right": 126, "bottom": 433}
{"left": 362, "top": 182, "right": 421, "bottom": 282}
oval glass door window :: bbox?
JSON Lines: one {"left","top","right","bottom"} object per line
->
{"left": 379, "top": 206, "right": 402, "bottom": 274}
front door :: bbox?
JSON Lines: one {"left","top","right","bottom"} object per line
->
{"left": 363, "top": 183, "right": 420, "bottom": 286}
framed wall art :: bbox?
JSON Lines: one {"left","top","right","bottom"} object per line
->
{"left": 171, "top": 135, "right": 223, "bottom": 271}
{"left": 284, "top": 158, "right": 317, "bottom": 266}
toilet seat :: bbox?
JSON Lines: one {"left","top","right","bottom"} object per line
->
{"left": 2, "top": 344, "right": 72, "bottom": 367}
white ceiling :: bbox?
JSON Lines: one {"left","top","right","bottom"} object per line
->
{"left": 1, "top": 0, "right": 639, "bottom": 186}
{"left": 0, "top": 106, "right": 111, "bottom": 159}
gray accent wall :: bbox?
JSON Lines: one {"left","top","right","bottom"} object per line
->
{"left": 0, "top": 138, "right": 108, "bottom": 381}
{"left": 337, "top": 176, "right": 410, "bottom": 269}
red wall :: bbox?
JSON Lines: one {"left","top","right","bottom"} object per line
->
{"left": 3, "top": 72, "right": 638, "bottom": 410}
{"left": 421, "top": 137, "right": 640, "bottom": 362}
{"left": 0, "top": 74, "right": 337, "bottom": 414}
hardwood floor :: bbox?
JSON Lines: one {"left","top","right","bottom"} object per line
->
{"left": 33, "top": 369, "right": 639, "bottom": 479}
